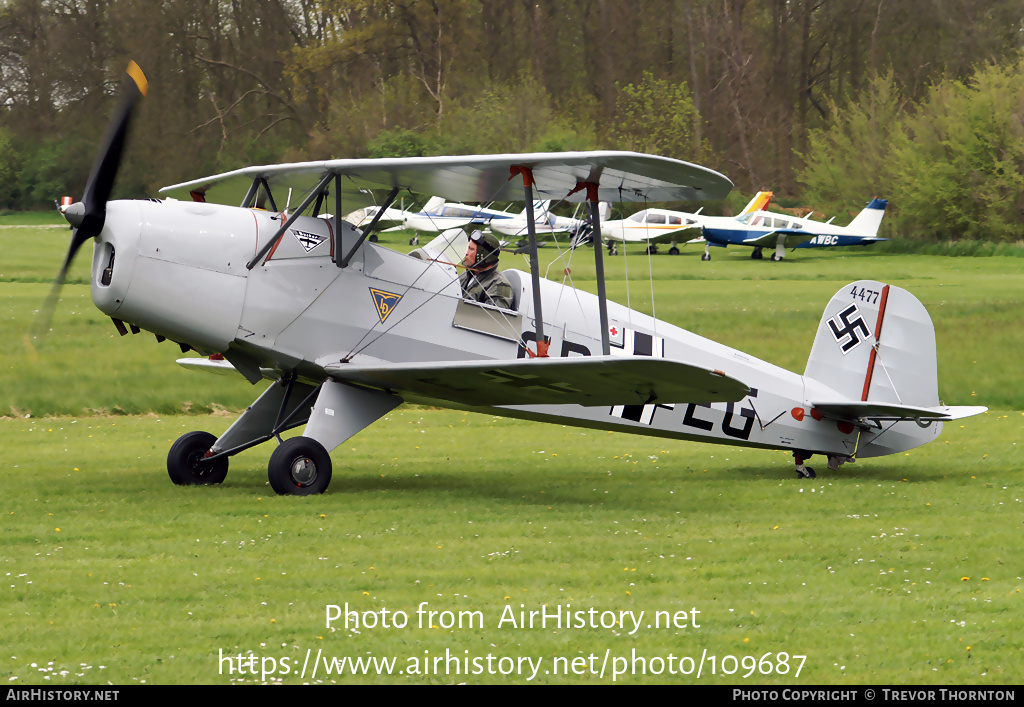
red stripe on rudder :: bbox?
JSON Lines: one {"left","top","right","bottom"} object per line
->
{"left": 861, "top": 285, "right": 890, "bottom": 401}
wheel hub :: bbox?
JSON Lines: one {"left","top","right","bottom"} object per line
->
{"left": 289, "top": 456, "right": 318, "bottom": 486}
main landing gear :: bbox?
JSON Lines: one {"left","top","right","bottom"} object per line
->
{"left": 165, "top": 375, "right": 402, "bottom": 496}
{"left": 167, "top": 431, "right": 228, "bottom": 485}
{"left": 268, "top": 437, "right": 332, "bottom": 495}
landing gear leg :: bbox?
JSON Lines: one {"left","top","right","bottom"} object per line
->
{"left": 701, "top": 243, "right": 711, "bottom": 261}
{"left": 607, "top": 242, "right": 618, "bottom": 256}
{"left": 794, "top": 452, "right": 816, "bottom": 479}
{"left": 772, "top": 242, "right": 785, "bottom": 261}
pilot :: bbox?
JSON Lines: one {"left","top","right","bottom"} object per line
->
{"left": 460, "top": 230, "right": 514, "bottom": 310}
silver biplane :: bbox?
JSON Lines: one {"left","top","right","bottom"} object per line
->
{"left": 45, "top": 64, "right": 986, "bottom": 495}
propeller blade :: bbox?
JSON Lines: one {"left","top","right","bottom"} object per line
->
{"left": 68, "top": 60, "right": 148, "bottom": 256}
{"left": 31, "top": 61, "right": 147, "bottom": 346}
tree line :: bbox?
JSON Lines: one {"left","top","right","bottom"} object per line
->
{"left": 1, "top": 0, "right": 1023, "bottom": 240}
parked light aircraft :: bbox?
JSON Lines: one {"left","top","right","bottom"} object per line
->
{"left": 596, "top": 191, "right": 773, "bottom": 255}
{"left": 491, "top": 200, "right": 581, "bottom": 238}
{"left": 403, "top": 197, "right": 517, "bottom": 234}
{"left": 42, "top": 64, "right": 985, "bottom": 495}
{"left": 696, "top": 195, "right": 889, "bottom": 261}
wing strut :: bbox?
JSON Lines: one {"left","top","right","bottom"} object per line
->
{"left": 338, "top": 186, "right": 400, "bottom": 267}
{"left": 246, "top": 172, "right": 334, "bottom": 269}
{"left": 510, "top": 166, "right": 549, "bottom": 357}
{"left": 569, "top": 181, "right": 611, "bottom": 356}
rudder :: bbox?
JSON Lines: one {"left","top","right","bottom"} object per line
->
{"left": 804, "top": 280, "right": 939, "bottom": 408}
{"left": 846, "top": 198, "right": 888, "bottom": 237}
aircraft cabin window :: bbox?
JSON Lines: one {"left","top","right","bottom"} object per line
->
{"left": 669, "top": 216, "right": 682, "bottom": 225}
{"left": 646, "top": 214, "right": 666, "bottom": 224}
{"left": 627, "top": 211, "right": 646, "bottom": 222}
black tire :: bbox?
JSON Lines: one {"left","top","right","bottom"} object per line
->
{"left": 751, "top": 247, "right": 763, "bottom": 260}
{"left": 669, "top": 247, "right": 680, "bottom": 255}
{"left": 167, "top": 431, "right": 228, "bottom": 485}
{"left": 368, "top": 234, "right": 379, "bottom": 243}
{"left": 771, "top": 253, "right": 782, "bottom": 261}
{"left": 701, "top": 252, "right": 711, "bottom": 261}
{"left": 268, "top": 437, "right": 333, "bottom": 496}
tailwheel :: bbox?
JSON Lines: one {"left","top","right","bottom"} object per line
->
{"left": 167, "top": 431, "right": 228, "bottom": 485}
{"left": 793, "top": 451, "right": 815, "bottom": 478}
{"left": 268, "top": 437, "right": 333, "bottom": 496}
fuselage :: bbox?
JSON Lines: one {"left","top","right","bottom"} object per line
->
{"left": 405, "top": 202, "right": 516, "bottom": 233}
{"left": 600, "top": 208, "right": 701, "bottom": 244}
{"left": 701, "top": 210, "right": 882, "bottom": 249}
{"left": 92, "top": 198, "right": 935, "bottom": 461}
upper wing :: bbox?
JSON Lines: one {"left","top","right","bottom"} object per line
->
{"left": 159, "top": 151, "right": 732, "bottom": 209}
{"left": 323, "top": 355, "right": 749, "bottom": 408}
{"left": 812, "top": 401, "right": 988, "bottom": 422}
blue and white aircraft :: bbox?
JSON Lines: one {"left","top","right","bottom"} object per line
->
{"left": 696, "top": 197, "right": 889, "bottom": 261}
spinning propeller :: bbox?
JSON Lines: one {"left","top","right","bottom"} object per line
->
{"left": 32, "top": 61, "right": 148, "bottom": 344}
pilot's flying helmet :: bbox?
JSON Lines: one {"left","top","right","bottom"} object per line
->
{"left": 469, "top": 230, "right": 501, "bottom": 268}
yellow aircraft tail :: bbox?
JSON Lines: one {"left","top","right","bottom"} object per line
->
{"left": 738, "top": 191, "right": 773, "bottom": 215}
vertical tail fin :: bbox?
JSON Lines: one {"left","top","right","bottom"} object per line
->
{"left": 421, "top": 195, "right": 446, "bottom": 214}
{"left": 805, "top": 280, "right": 938, "bottom": 406}
{"left": 739, "top": 190, "right": 773, "bottom": 215}
{"left": 845, "top": 198, "right": 888, "bottom": 237}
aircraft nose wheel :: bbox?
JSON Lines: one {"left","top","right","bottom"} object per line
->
{"left": 167, "top": 431, "right": 228, "bottom": 485}
{"left": 268, "top": 437, "right": 333, "bottom": 495}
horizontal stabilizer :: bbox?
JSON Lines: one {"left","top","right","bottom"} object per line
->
{"left": 325, "top": 355, "right": 749, "bottom": 408}
{"left": 812, "top": 400, "right": 988, "bottom": 422}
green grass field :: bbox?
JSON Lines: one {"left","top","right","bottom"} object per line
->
{"left": 1, "top": 222, "right": 1022, "bottom": 684}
